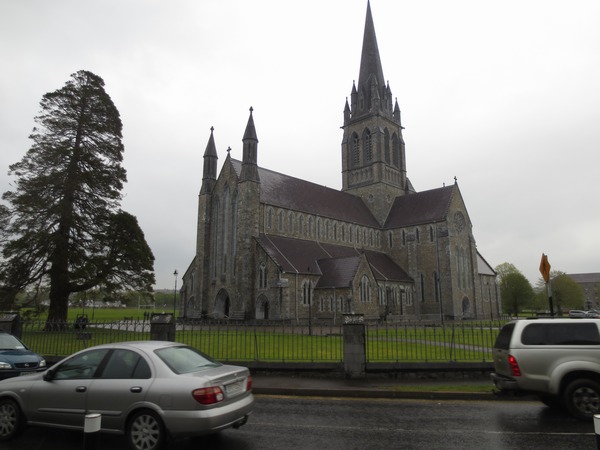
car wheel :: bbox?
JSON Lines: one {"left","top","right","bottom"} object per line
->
{"left": 563, "top": 378, "right": 600, "bottom": 420}
{"left": 127, "top": 409, "right": 166, "bottom": 450}
{"left": 0, "top": 398, "right": 23, "bottom": 440}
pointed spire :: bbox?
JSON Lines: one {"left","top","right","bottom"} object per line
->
{"left": 344, "top": 97, "right": 351, "bottom": 124}
{"left": 241, "top": 107, "right": 260, "bottom": 182}
{"left": 203, "top": 126, "right": 217, "bottom": 158}
{"left": 358, "top": 1, "right": 385, "bottom": 94}
{"left": 243, "top": 106, "right": 258, "bottom": 142}
{"left": 393, "top": 98, "right": 402, "bottom": 125}
{"left": 200, "top": 126, "right": 218, "bottom": 194}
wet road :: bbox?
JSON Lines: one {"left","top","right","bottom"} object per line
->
{"left": 3, "top": 396, "right": 595, "bottom": 449}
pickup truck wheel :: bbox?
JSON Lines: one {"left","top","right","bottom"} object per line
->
{"left": 563, "top": 378, "right": 600, "bottom": 420}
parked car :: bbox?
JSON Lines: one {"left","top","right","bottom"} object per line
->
{"left": 491, "top": 318, "right": 600, "bottom": 420}
{"left": 568, "top": 310, "right": 587, "bottom": 318}
{"left": 0, "top": 341, "right": 254, "bottom": 450}
{"left": 0, "top": 331, "right": 46, "bottom": 380}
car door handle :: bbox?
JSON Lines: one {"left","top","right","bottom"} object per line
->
{"left": 130, "top": 386, "right": 143, "bottom": 393}
{"left": 76, "top": 386, "right": 87, "bottom": 393}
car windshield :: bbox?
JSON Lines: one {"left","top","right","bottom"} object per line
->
{"left": 0, "top": 333, "right": 26, "bottom": 350}
{"left": 155, "top": 346, "right": 221, "bottom": 374}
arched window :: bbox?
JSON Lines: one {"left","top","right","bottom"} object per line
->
{"left": 266, "top": 207, "right": 274, "bottom": 229}
{"left": 231, "top": 191, "right": 238, "bottom": 276}
{"left": 392, "top": 133, "right": 400, "bottom": 167}
{"left": 277, "top": 209, "right": 283, "bottom": 232}
{"left": 429, "top": 226, "right": 435, "bottom": 242}
{"left": 433, "top": 271, "right": 440, "bottom": 303}
{"left": 384, "top": 128, "right": 390, "bottom": 163}
{"left": 302, "top": 280, "right": 312, "bottom": 306}
{"left": 351, "top": 133, "right": 360, "bottom": 167}
{"left": 222, "top": 186, "right": 230, "bottom": 274}
{"left": 288, "top": 211, "right": 294, "bottom": 234}
{"left": 360, "top": 275, "right": 371, "bottom": 303}
{"left": 363, "top": 129, "right": 372, "bottom": 162}
{"left": 259, "top": 263, "right": 267, "bottom": 289}
{"left": 211, "top": 197, "right": 220, "bottom": 278}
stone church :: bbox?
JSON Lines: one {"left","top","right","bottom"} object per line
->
{"left": 180, "top": 2, "right": 499, "bottom": 322}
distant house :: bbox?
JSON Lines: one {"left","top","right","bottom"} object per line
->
{"left": 180, "top": 3, "right": 498, "bottom": 322}
{"left": 567, "top": 273, "right": 600, "bottom": 310}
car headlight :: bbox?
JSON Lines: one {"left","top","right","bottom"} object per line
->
{"left": 39, "top": 359, "right": 47, "bottom": 368}
{"left": 0, "top": 361, "right": 12, "bottom": 370}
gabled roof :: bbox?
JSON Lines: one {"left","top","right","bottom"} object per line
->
{"left": 316, "top": 256, "right": 362, "bottom": 288}
{"left": 384, "top": 185, "right": 454, "bottom": 228}
{"left": 362, "top": 250, "right": 412, "bottom": 282}
{"left": 230, "top": 159, "right": 379, "bottom": 227}
{"left": 256, "top": 234, "right": 413, "bottom": 288}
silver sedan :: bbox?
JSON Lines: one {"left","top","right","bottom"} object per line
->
{"left": 0, "top": 341, "right": 254, "bottom": 450}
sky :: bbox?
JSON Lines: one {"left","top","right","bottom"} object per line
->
{"left": 1, "top": 0, "right": 599, "bottom": 289}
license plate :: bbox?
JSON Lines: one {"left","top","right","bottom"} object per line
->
{"left": 225, "top": 379, "right": 244, "bottom": 395}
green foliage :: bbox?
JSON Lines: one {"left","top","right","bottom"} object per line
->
{"left": 494, "top": 262, "right": 522, "bottom": 282}
{"left": 0, "top": 70, "right": 155, "bottom": 322}
{"left": 500, "top": 271, "right": 534, "bottom": 316}
{"left": 550, "top": 273, "right": 585, "bottom": 314}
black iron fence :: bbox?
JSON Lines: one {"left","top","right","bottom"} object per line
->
{"left": 17, "top": 319, "right": 504, "bottom": 363}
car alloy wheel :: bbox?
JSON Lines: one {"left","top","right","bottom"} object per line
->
{"left": 127, "top": 410, "right": 165, "bottom": 450}
{"left": 0, "top": 398, "right": 22, "bottom": 440}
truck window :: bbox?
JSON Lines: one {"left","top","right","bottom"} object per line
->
{"left": 522, "top": 323, "right": 600, "bottom": 345}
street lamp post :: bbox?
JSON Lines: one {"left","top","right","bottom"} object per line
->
{"left": 173, "top": 270, "right": 178, "bottom": 319}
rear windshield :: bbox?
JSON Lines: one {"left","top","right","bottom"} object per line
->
{"left": 155, "top": 346, "right": 222, "bottom": 374}
{"left": 494, "top": 323, "right": 515, "bottom": 350}
{"left": 521, "top": 322, "right": 600, "bottom": 345}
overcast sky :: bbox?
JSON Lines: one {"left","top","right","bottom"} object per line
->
{"left": 1, "top": 0, "right": 599, "bottom": 289}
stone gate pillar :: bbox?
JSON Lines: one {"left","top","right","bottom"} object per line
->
{"left": 343, "top": 314, "right": 365, "bottom": 378}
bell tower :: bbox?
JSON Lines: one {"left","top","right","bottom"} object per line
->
{"left": 341, "top": 1, "right": 408, "bottom": 224}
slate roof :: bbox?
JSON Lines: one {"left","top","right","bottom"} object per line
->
{"left": 384, "top": 185, "right": 454, "bottom": 228}
{"left": 256, "top": 234, "right": 413, "bottom": 288}
{"left": 230, "top": 158, "right": 380, "bottom": 228}
{"left": 567, "top": 273, "right": 600, "bottom": 283}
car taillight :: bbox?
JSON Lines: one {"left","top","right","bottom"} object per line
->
{"left": 246, "top": 374, "right": 252, "bottom": 391}
{"left": 192, "top": 386, "right": 224, "bottom": 405}
{"left": 508, "top": 355, "right": 521, "bottom": 377}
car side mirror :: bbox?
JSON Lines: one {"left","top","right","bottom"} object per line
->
{"left": 43, "top": 368, "right": 55, "bottom": 381}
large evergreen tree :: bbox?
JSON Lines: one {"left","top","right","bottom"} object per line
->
{"left": 0, "top": 70, "right": 155, "bottom": 323}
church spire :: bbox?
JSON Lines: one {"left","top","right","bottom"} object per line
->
{"left": 357, "top": 1, "right": 385, "bottom": 102}
{"left": 240, "top": 107, "right": 260, "bottom": 182}
{"left": 340, "top": 2, "right": 408, "bottom": 222}
{"left": 200, "top": 126, "right": 218, "bottom": 194}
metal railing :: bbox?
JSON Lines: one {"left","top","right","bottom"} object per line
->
{"left": 18, "top": 319, "right": 503, "bottom": 363}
